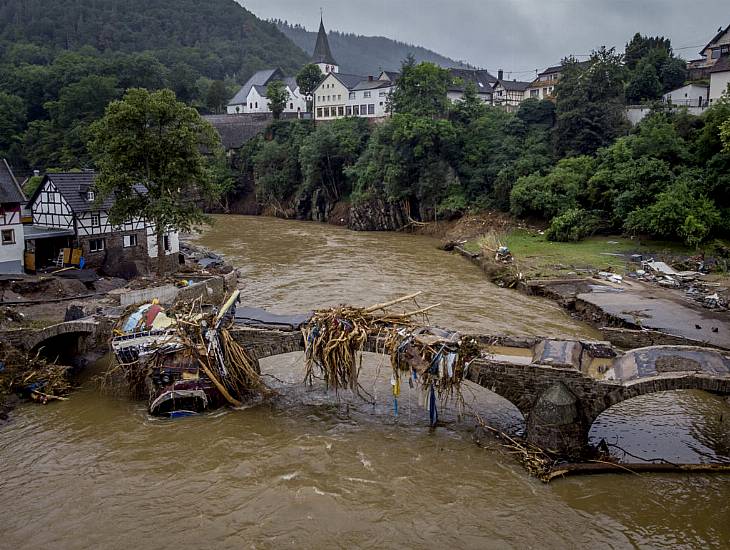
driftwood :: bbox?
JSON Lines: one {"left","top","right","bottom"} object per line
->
{"left": 545, "top": 461, "right": 730, "bottom": 481}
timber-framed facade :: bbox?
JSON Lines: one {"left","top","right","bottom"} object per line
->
{"left": 27, "top": 172, "right": 179, "bottom": 273}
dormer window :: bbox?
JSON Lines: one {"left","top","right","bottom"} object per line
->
{"left": 87, "top": 190, "right": 95, "bottom": 202}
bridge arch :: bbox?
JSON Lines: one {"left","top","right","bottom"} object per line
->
{"left": 587, "top": 374, "right": 730, "bottom": 427}
{"left": 27, "top": 320, "right": 98, "bottom": 364}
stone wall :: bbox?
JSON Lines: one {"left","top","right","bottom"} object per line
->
{"left": 79, "top": 229, "right": 150, "bottom": 271}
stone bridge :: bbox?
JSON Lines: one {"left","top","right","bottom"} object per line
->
{"left": 24, "top": 320, "right": 99, "bottom": 353}
{"left": 230, "top": 326, "right": 730, "bottom": 457}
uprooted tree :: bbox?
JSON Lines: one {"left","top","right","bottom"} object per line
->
{"left": 88, "top": 88, "right": 223, "bottom": 276}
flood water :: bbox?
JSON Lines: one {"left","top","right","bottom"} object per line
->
{"left": 2, "top": 215, "right": 729, "bottom": 549}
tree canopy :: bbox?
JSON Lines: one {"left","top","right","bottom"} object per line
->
{"left": 266, "top": 81, "right": 289, "bottom": 120}
{"left": 88, "top": 88, "right": 223, "bottom": 275}
{"left": 296, "top": 64, "right": 324, "bottom": 112}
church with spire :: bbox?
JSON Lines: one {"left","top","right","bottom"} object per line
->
{"left": 312, "top": 16, "right": 339, "bottom": 75}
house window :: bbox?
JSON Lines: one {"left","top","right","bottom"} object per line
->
{"left": 255, "top": 102, "right": 258, "bottom": 108}
{"left": 338, "top": 106, "right": 344, "bottom": 116}
{"left": 353, "top": 105, "right": 360, "bottom": 115}
{"left": 360, "top": 104, "right": 367, "bottom": 115}
{"left": 317, "top": 108, "right": 323, "bottom": 117}
{"left": 123, "top": 234, "right": 138, "bottom": 248}
{"left": 1, "top": 229, "right": 15, "bottom": 245}
{"left": 530, "top": 89, "right": 539, "bottom": 98}
{"left": 364, "top": 91, "right": 371, "bottom": 98}
{"left": 346, "top": 106, "right": 352, "bottom": 116}
{"left": 379, "top": 91, "right": 386, "bottom": 97}
{"left": 324, "top": 107, "right": 330, "bottom": 117}
{"left": 164, "top": 235, "right": 170, "bottom": 252}
{"left": 349, "top": 92, "right": 356, "bottom": 100}
{"left": 91, "top": 213, "right": 101, "bottom": 227}
{"left": 250, "top": 103, "right": 253, "bottom": 109}
{"left": 289, "top": 103, "right": 293, "bottom": 109}
{"left": 368, "top": 104, "right": 375, "bottom": 115}
{"left": 327, "top": 95, "right": 331, "bottom": 101}
{"left": 86, "top": 190, "right": 95, "bottom": 202}
{"left": 89, "top": 238, "right": 105, "bottom": 252}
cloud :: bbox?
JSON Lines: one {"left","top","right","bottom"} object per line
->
{"left": 238, "top": 0, "right": 727, "bottom": 73}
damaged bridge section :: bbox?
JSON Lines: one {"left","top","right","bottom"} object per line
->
{"left": 229, "top": 326, "right": 730, "bottom": 457}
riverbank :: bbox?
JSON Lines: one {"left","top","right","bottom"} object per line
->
{"left": 442, "top": 224, "right": 730, "bottom": 350}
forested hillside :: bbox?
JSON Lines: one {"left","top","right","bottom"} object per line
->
{"left": 276, "top": 20, "right": 471, "bottom": 75}
{"left": 0, "top": 0, "right": 308, "bottom": 79}
{"left": 0, "top": 0, "right": 309, "bottom": 171}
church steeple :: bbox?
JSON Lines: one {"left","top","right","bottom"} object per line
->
{"left": 312, "top": 15, "right": 338, "bottom": 74}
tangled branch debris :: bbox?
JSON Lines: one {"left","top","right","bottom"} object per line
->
{"left": 302, "top": 292, "right": 439, "bottom": 393}
{"left": 303, "top": 293, "right": 481, "bottom": 426}
{"left": 107, "top": 291, "right": 269, "bottom": 415}
{"left": 0, "top": 342, "right": 71, "bottom": 404}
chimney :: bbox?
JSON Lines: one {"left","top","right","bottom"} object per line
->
{"left": 368, "top": 75, "right": 374, "bottom": 81}
{"left": 497, "top": 69, "right": 503, "bottom": 80}
{"left": 33, "top": 169, "right": 40, "bottom": 177}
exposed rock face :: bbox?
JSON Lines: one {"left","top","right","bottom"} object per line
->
{"left": 526, "top": 382, "right": 587, "bottom": 458}
{"left": 348, "top": 198, "right": 407, "bottom": 231}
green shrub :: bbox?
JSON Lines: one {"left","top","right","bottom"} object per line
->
{"left": 545, "top": 208, "right": 601, "bottom": 242}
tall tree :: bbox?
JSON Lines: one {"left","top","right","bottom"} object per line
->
{"left": 389, "top": 56, "right": 450, "bottom": 117}
{"left": 266, "top": 80, "right": 289, "bottom": 120}
{"left": 88, "top": 88, "right": 222, "bottom": 275}
{"left": 554, "top": 49, "right": 628, "bottom": 158}
{"left": 626, "top": 58, "right": 662, "bottom": 104}
{"left": 296, "top": 64, "right": 323, "bottom": 112}
{"left": 205, "top": 80, "right": 229, "bottom": 114}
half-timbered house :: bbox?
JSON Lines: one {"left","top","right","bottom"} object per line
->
{"left": 0, "top": 159, "right": 26, "bottom": 274}
{"left": 27, "top": 172, "right": 179, "bottom": 272}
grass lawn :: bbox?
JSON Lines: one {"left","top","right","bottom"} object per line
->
{"left": 465, "top": 230, "right": 696, "bottom": 279}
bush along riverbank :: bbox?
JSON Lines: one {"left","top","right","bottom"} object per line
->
{"left": 447, "top": 227, "right": 730, "bottom": 350}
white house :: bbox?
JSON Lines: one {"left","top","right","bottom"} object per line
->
{"left": 314, "top": 72, "right": 363, "bottom": 120}
{"left": 663, "top": 84, "right": 709, "bottom": 107}
{"left": 709, "top": 55, "right": 730, "bottom": 104}
{"left": 0, "top": 159, "right": 26, "bottom": 274}
{"left": 349, "top": 78, "right": 394, "bottom": 118}
{"left": 244, "top": 77, "right": 307, "bottom": 115}
{"left": 227, "top": 69, "right": 306, "bottom": 115}
{"left": 492, "top": 76, "right": 531, "bottom": 111}
{"left": 526, "top": 65, "right": 561, "bottom": 101}
{"left": 314, "top": 73, "right": 395, "bottom": 120}
{"left": 447, "top": 68, "right": 497, "bottom": 104}
{"left": 27, "top": 172, "right": 179, "bottom": 273}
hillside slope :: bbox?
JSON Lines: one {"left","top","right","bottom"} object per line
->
{"left": 0, "top": 0, "right": 308, "bottom": 80}
{"left": 276, "top": 20, "right": 471, "bottom": 76}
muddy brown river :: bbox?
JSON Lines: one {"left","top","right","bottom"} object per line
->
{"left": 2, "top": 215, "right": 729, "bottom": 549}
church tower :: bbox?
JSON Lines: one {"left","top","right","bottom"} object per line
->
{"left": 312, "top": 16, "right": 338, "bottom": 74}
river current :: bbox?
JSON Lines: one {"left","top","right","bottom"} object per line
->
{"left": 1, "top": 215, "right": 729, "bottom": 549}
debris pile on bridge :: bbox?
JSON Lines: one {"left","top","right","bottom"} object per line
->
{"left": 303, "top": 292, "right": 482, "bottom": 424}
{"left": 0, "top": 342, "right": 72, "bottom": 404}
{"left": 108, "top": 291, "right": 268, "bottom": 416}
{"left": 387, "top": 327, "right": 480, "bottom": 422}
{"left": 303, "top": 293, "right": 439, "bottom": 394}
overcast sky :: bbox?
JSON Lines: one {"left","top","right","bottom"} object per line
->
{"left": 238, "top": 0, "right": 727, "bottom": 78}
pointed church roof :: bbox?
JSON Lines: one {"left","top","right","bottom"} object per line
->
{"left": 312, "top": 17, "right": 337, "bottom": 66}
